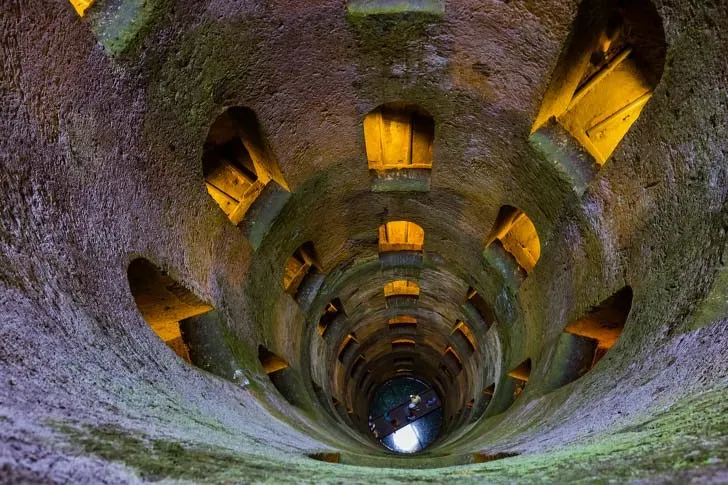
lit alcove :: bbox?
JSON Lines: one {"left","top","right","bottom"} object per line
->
{"left": 379, "top": 221, "right": 425, "bottom": 270}
{"left": 69, "top": 0, "right": 93, "bottom": 16}
{"left": 364, "top": 102, "right": 434, "bottom": 192}
{"left": 338, "top": 333, "right": 360, "bottom": 364}
{"left": 202, "top": 107, "right": 291, "bottom": 248}
{"left": 463, "top": 287, "right": 495, "bottom": 332}
{"left": 258, "top": 345, "right": 304, "bottom": 407}
{"left": 530, "top": 0, "right": 666, "bottom": 189}
{"left": 127, "top": 258, "right": 212, "bottom": 362}
{"left": 318, "top": 298, "right": 346, "bottom": 338}
{"left": 484, "top": 206, "right": 540, "bottom": 284}
{"left": 379, "top": 221, "right": 425, "bottom": 252}
{"left": 545, "top": 287, "right": 634, "bottom": 391}
{"left": 392, "top": 338, "right": 417, "bottom": 352}
{"left": 384, "top": 280, "right": 421, "bottom": 308}
{"left": 283, "top": 242, "right": 324, "bottom": 306}
{"left": 388, "top": 316, "right": 418, "bottom": 338}
{"left": 450, "top": 320, "right": 476, "bottom": 359}
{"left": 443, "top": 346, "right": 463, "bottom": 376}
{"left": 507, "top": 358, "right": 532, "bottom": 401}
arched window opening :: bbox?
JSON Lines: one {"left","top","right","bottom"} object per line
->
{"left": 485, "top": 206, "right": 540, "bottom": 274}
{"left": 258, "top": 345, "right": 304, "bottom": 407}
{"left": 384, "top": 280, "right": 420, "bottom": 298}
{"left": 507, "top": 358, "right": 532, "bottom": 400}
{"left": 531, "top": 0, "right": 666, "bottom": 165}
{"left": 127, "top": 258, "right": 212, "bottom": 362}
{"left": 202, "top": 107, "right": 289, "bottom": 226}
{"left": 563, "top": 286, "right": 633, "bottom": 369}
{"left": 392, "top": 338, "right": 416, "bottom": 351}
{"left": 389, "top": 316, "right": 418, "bottom": 339}
{"left": 443, "top": 346, "right": 463, "bottom": 375}
{"left": 350, "top": 354, "right": 367, "bottom": 378}
{"left": 70, "top": 0, "right": 94, "bottom": 16}
{"left": 451, "top": 320, "right": 476, "bottom": 355}
{"left": 258, "top": 345, "right": 289, "bottom": 374}
{"left": 364, "top": 102, "right": 434, "bottom": 192}
{"left": 384, "top": 280, "right": 420, "bottom": 308}
{"left": 338, "top": 333, "right": 359, "bottom": 363}
{"left": 465, "top": 287, "right": 495, "bottom": 329}
{"left": 378, "top": 221, "right": 425, "bottom": 253}
{"left": 388, "top": 316, "right": 418, "bottom": 329}
{"left": 364, "top": 103, "right": 434, "bottom": 170}
{"left": 319, "top": 298, "right": 345, "bottom": 337}
{"left": 283, "top": 242, "right": 320, "bottom": 297}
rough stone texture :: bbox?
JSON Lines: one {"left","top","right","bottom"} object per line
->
{"left": 1, "top": 0, "right": 727, "bottom": 483}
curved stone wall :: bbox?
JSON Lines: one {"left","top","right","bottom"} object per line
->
{"left": 1, "top": 0, "right": 727, "bottom": 482}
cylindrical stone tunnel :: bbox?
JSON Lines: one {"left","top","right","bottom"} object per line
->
{"left": 2, "top": 0, "right": 728, "bottom": 482}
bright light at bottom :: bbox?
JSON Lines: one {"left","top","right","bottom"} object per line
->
{"left": 390, "top": 424, "right": 421, "bottom": 453}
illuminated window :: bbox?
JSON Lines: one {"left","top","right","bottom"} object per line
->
{"left": 451, "top": 320, "right": 476, "bottom": 354}
{"left": 338, "top": 333, "right": 359, "bottom": 363}
{"left": 70, "top": 0, "right": 94, "bottom": 16}
{"left": 127, "top": 258, "right": 212, "bottom": 362}
{"left": 507, "top": 358, "right": 532, "bottom": 399}
{"left": 485, "top": 206, "right": 540, "bottom": 274}
{"left": 283, "top": 242, "right": 319, "bottom": 296}
{"left": 483, "top": 384, "right": 495, "bottom": 396}
{"left": 258, "top": 345, "right": 289, "bottom": 374}
{"left": 388, "top": 316, "right": 418, "bottom": 329}
{"left": 392, "top": 338, "right": 416, "bottom": 351}
{"left": 258, "top": 345, "right": 303, "bottom": 407}
{"left": 384, "top": 280, "right": 420, "bottom": 298}
{"left": 318, "top": 298, "right": 345, "bottom": 337}
{"left": 531, "top": 0, "right": 666, "bottom": 165}
{"left": 364, "top": 102, "right": 434, "bottom": 170}
{"left": 378, "top": 221, "right": 425, "bottom": 252}
{"left": 465, "top": 287, "right": 495, "bottom": 328}
{"left": 564, "top": 286, "right": 633, "bottom": 370}
{"left": 202, "top": 107, "right": 289, "bottom": 226}
{"left": 443, "top": 346, "right": 463, "bottom": 375}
